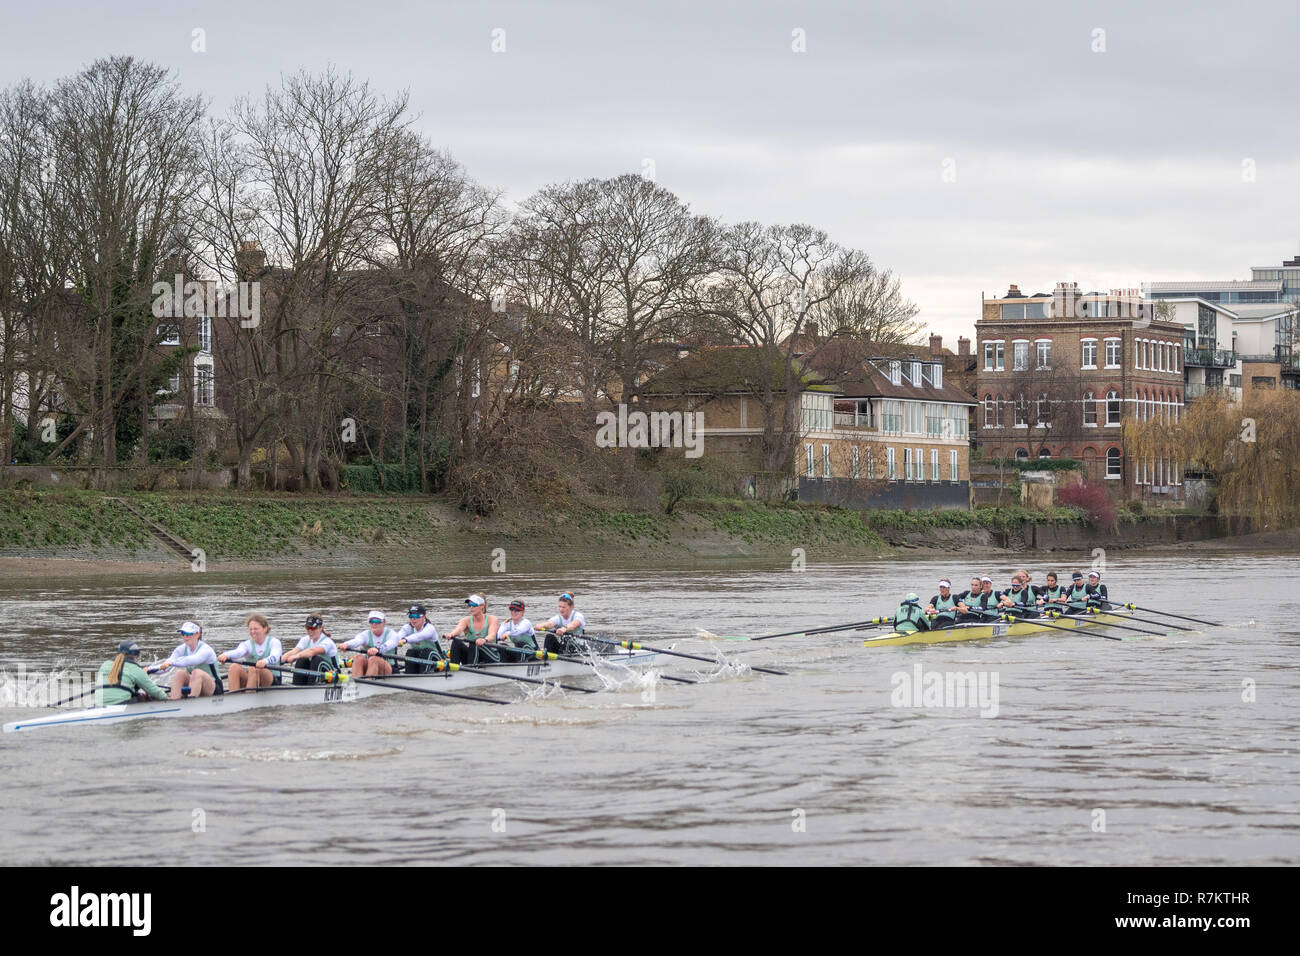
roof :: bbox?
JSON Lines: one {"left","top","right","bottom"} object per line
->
{"left": 835, "top": 361, "right": 976, "bottom": 405}
{"left": 640, "top": 347, "right": 837, "bottom": 397}
{"left": 1148, "top": 280, "right": 1282, "bottom": 292}
{"left": 1226, "top": 302, "right": 1300, "bottom": 319}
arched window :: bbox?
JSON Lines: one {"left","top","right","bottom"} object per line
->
{"left": 1106, "top": 390, "right": 1121, "bottom": 426}
{"left": 984, "top": 394, "right": 996, "bottom": 428}
{"left": 1038, "top": 447, "right": 1051, "bottom": 458}
{"left": 1015, "top": 448, "right": 1029, "bottom": 460}
{"left": 1083, "top": 390, "right": 1097, "bottom": 426}
{"left": 1106, "top": 447, "right": 1122, "bottom": 478}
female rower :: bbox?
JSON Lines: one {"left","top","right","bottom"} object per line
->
{"left": 479, "top": 600, "right": 539, "bottom": 663}
{"left": 447, "top": 595, "right": 499, "bottom": 666}
{"left": 1038, "top": 572, "right": 1068, "bottom": 611}
{"left": 282, "top": 614, "right": 340, "bottom": 684}
{"left": 1086, "top": 571, "right": 1110, "bottom": 609}
{"left": 925, "top": 580, "right": 959, "bottom": 629}
{"left": 160, "top": 621, "right": 223, "bottom": 699}
{"left": 955, "top": 576, "right": 991, "bottom": 622}
{"left": 218, "top": 614, "right": 282, "bottom": 691}
{"left": 541, "top": 592, "right": 586, "bottom": 655}
{"left": 1064, "top": 572, "right": 1090, "bottom": 613}
{"left": 396, "top": 604, "right": 443, "bottom": 673}
{"left": 339, "top": 611, "right": 399, "bottom": 677}
{"left": 96, "top": 640, "right": 167, "bottom": 706}
{"left": 997, "top": 573, "right": 1042, "bottom": 619}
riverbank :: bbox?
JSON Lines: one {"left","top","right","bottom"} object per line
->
{"left": 0, "top": 489, "right": 1283, "bottom": 578}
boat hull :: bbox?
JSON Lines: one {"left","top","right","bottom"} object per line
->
{"left": 862, "top": 610, "right": 1135, "bottom": 647}
{"left": 2, "top": 651, "right": 661, "bottom": 733}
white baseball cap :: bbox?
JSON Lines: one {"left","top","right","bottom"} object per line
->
{"left": 367, "top": 610, "right": 386, "bottom": 623}
{"left": 465, "top": 594, "right": 485, "bottom": 607}
{"left": 177, "top": 621, "right": 202, "bottom": 636}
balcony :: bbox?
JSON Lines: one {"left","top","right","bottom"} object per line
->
{"left": 1183, "top": 348, "right": 1236, "bottom": 368}
{"left": 834, "top": 412, "right": 874, "bottom": 429}
{"left": 880, "top": 413, "right": 902, "bottom": 434}
{"left": 1185, "top": 383, "right": 1240, "bottom": 401}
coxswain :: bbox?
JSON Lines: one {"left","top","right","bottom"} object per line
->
{"left": 160, "top": 621, "right": 223, "bottom": 699}
{"left": 339, "top": 611, "right": 399, "bottom": 677}
{"left": 282, "top": 614, "right": 340, "bottom": 684}
{"left": 96, "top": 640, "right": 167, "bottom": 706}
{"left": 396, "top": 604, "right": 443, "bottom": 673}
{"left": 539, "top": 592, "right": 587, "bottom": 655}
{"left": 446, "top": 594, "right": 499, "bottom": 666}
{"left": 218, "top": 614, "right": 282, "bottom": 691}
{"left": 894, "top": 593, "right": 929, "bottom": 633}
{"left": 925, "top": 580, "right": 959, "bottom": 629}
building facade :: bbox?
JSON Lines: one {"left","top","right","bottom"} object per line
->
{"left": 975, "top": 282, "right": 1186, "bottom": 499}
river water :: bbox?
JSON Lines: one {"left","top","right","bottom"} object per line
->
{"left": 0, "top": 550, "right": 1296, "bottom": 865}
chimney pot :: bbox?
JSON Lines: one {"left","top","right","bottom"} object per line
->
{"left": 929, "top": 334, "right": 943, "bottom": 356}
{"left": 958, "top": 336, "right": 971, "bottom": 357}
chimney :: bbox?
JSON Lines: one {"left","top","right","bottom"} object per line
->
{"left": 1006, "top": 284, "right": 1024, "bottom": 298}
{"left": 929, "top": 334, "right": 943, "bottom": 356}
{"left": 958, "top": 336, "right": 970, "bottom": 357}
{"left": 235, "top": 239, "right": 267, "bottom": 278}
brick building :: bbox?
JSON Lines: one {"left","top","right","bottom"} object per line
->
{"left": 975, "top": 282, "right": 1186, "bottom": 499}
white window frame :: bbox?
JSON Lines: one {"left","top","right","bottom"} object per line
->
{"left": 1106, "top": 448, "right": 1122, "bottom": 479}
{"left": 1105, "top": 338, "right": 1122, "bottom": 369}
{"left": 931, "top": 448, "right": 939, "bottom": 483}
{"left": 983, "top": 340, "right": 1005, "bottom": 372}
{"left": 1012, "top": 339, "right": 1030, "bottom": 371}
{"left": 1083, "top": 391, "right": 1097, "bottom": 426}
{"left": 805, "top": 443, "right": 814, "bottom": 478}
{"left": 851, "top": 445, "right": 860, "bottom": 479}
{"left": 886, "top": 447, "right": 896, "bottom": 480}
{"left": 821, "top": 443, "right": 831, "bottom": 479}
{"left": 949, "top": 449, "right": 958, "bottom": 483}
{"left": 903, "top": 447, "right": 913, "bottom": 481}
{"left": 1035, "top": 339, "right": 1052, "bottom": 370}
{"left": 1080, "top": 338, "right": 1097, "bottom": 369}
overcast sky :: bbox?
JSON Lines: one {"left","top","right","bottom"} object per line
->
{"left": 4, "top": 0, "right": 1299, "bottom": 343}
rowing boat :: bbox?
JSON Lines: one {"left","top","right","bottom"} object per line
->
{"left": 862, "top": 609, "right": 1136, "bottom": 647}
{"left": 2, "top": 647, "right": 662, "bottom": 733}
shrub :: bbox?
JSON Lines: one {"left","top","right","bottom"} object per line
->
{"left": 1056, "top": 479, "right": 1117, "bottom": 531}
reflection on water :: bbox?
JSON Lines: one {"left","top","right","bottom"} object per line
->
{"left": 0, "top": 551, "right": 1297, "bottom": 864}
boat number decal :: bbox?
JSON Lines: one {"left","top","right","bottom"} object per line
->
{"left": 993, "top": 623, "right": 1007, "bottom": 637}
{"left": 323, "top": 684, "right": 344, "bottom": 702}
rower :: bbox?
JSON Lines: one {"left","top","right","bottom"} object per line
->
{"left": 95, "top": 640, "right": 167, "bottom": 706}
{"left": 479, "top": 600, "right": 539, "bottom": 663}
{"left": 1038, "top": 572, "right": 1068, "bottom": 611}
{"left": 954, "top": 576, "right": 987, "bottom": 623}
{"left": 894, "top": 593, "right": 929, "bottom": 634}
{"left": 997, "top": 573, "right": 1042, "bottom": 619}
{"left": 446, "top": 594, "right": 499, "bottom": 666}
{"left": 160, "top": 621, "right": 224, "bottom": 699}
{"left": 540, "top": 592, "right": 586, "bottom": 655}
{"left": 282, "top": 614, "right": 340, "bottom": 684}
{"left": 1064, "top": 572, "right": 1090, "bottom": 613}
{"left": 1086, "top": 571, "right": 1110, "bottom": 610}
{"left": 925, "top": 580, "right": 959, "bottom": 629}
{"left": 339, "top": 611, "right": 399, "bottom": 677}
{"left": 396, "top": 604, "right": 443, "bottom": 674}
{"left": 218, "top": 614, "right": 283, "bottom": 691}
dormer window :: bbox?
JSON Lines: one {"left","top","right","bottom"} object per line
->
{"left": 910, "top": 361, "right": 921, "bottom": 383}
{"left": 890, "top": 360, "right": 901, "bottom": 386}
{"left": 933, "top": 364, "right": 943, "bottom": 388}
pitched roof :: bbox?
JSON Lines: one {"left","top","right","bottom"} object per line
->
{"left": 835, "top": 361, "right": 977, "bottom": 404}
{"left": 641, "top": 346, "right": 837, "bottom": 396}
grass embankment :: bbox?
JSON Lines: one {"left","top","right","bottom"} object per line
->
{"left": 0, "top": 490, "right": 150, "bottom": 551}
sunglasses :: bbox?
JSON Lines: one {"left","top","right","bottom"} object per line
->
{"left": 559, "top": 593, "right": 574, "bottom": 602}
{"left": 368, "top": 618, "right": 384, "bottom": 625}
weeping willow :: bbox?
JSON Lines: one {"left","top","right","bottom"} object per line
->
{"left": 1125, "top": 390, "right": 1300, "bottom": 525}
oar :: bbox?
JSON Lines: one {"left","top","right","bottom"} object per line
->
{"left": 579, "top": 635, "right": 787, "bottom": 676}
{"left": 344, "top": 673, "right": 508, "bottom": 705}
{"left": 1089, "top": 609, "right": 1195, "bottom": 630}
{"left": 553, "top": 653, "right": 699, "bottom": 684}
{"left": 698, "top": 618, "right": 881, "bottom": 643}
{"left": 1005, "top": 612, "right": 1124, "bottom": 641}
{"left": 1114, "top": 602, "right": 1221, "bottom": 628}
{"left": 453, "top": 663, "right": 598, "bottom": 694}
{"left": 1054, "top": 609, "right": 1174, "bottom": 637}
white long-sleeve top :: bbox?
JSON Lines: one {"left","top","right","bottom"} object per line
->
{"left": 340, "top": 627, "right": 400, "bottom": 654}
{"left": 396, "top": 621, "right": 439, "bottom": 644}
{"left": 221, "top": 636, "right": 283, "bottom": 665}
{"left": 167, "top": 640, "right": 218, "bottom": 670}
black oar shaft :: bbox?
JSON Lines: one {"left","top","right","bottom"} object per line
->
{"left": 1124, "top": 604, "right": 1221, "bottom": 627}
{"left": 554, "top": 654, "right": 698, "bottom": 684}
{"left": 580, "top": 635, "right": 786, "bottom": 676}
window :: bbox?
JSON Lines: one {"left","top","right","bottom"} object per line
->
{"left": 1036, "top": 340, "right": 1052, "bottom": 369}
{"left": 931, "top": 449, "right": 939, "bottom": 482}
{"left": 1105, "top": 338, "right": 1122, "bottom": 368}
{"left": 1106, "top": 447, "right": 1122, "bottom": 479}
{"left": 890, "top": 360, "right": 902, "bottom": 385}
{"left": 1137, "top": 340, "right": 1145, "bottom": 370}
{"left": 159, "top": 325, "right": 181, "bottom": 346}
{"left": 822, "top": 444, "right": 831, "bottom": 478}
{"left": 886, "top": 447, "right": 896, "bottom": 480}
{"left": 916, "top": 448, "right": 924, "bottom": 481}
{"left": 983, "top": 341, "right": 1004, "bottom": 371}
{"left": 851, "top": 446, "right": 860, "bottom": 479}
{"left": 949, "top": 450, "right": 958, "bottom": 482}
{"left": 1015, "top": 448, "right": 1029, "bottom": 459}
{"left": 1001, "top": 302, "right": 1047, "bottom": 320}
{"left": 1106, "top": 390, "right": 1121, "bottom": 426}
{"left": 197, "top": 316, "right": 211, "bottom": 354}
{"left": 904, "top": 402, "right": 923, "bottom": 435}
{"left": 984, "top": 395, "right": 997, "bottom": 428}
{"left": 904, "top": 447, "right": 913, "bottom": 481}
{"left": 801, "top": 392, "right": 833, "bottom": 432}
{"left": 1038, "top": 448, "right": 1051, "bottom": 458}
{"left": 933, "top": 364, "right": 943, "bottom": 388}
{"left": 163, "top": 373, "right": 180, "bottom": 397}
{"left": 195, "top": 366, "right": 213, "bottom": 407}
{"left": 1014, "top": 395, "right": 1028, "bottom": 427}
{"left": 1083, "top": 391, "right": 1097, "bottom": 425}
{"left": 866, "top": 449, "right": 876, "bottom": 479}
{"left": 910, "top": 361, "right": 922, "bottom": 383}
{"left": 1081, "top": 339, "right": 1097, "bottom": 368}
{"left": 1036, "top": 393, "right": 1050, "bottom": 426}
{"left": 1013, "top": 340, "right": 1029, "bottom": 371}
{"left": 805, "top": 444, "right": 814, "bottom": 478}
